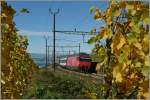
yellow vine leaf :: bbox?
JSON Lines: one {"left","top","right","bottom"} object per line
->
{"left": 106, "top": 16, "right": 112, "bottom": 25}
{"left": 1, "top": 79, "right": 5, "bottom": 84}
{"left": 144, "top": 55, "right": 149, "bottom": 66}
{"left": 96, "top": 63, "right": 101, "bottom": 73}
{"left": 114, "top": 9, "right": 121, "bottom": 17}
{"left": 122, "top": 63, "right": 128, "bottom": 71}
{"left": 111, "top": 0, "right": 116, "bottom": 4}
{"left": 143, "top": 92, "right": 149, "bottom": 99}
{"left": 133, "top": 1, "right": 142, "bottom": 11}
{"left": 1, "top": 13, "right": 7, "bottom": 17}
{"left": 135, "top": 62, "right": 142, "bottom": 68}
{"left": 94, "top": 8, "right": 102, "bottom": 20}
{"left": 96, "top": 57, "right": 107, "bottom": 72}
{"left": 117, "top": 37, "right": 126, "bottom": 50}
{"left": 115, "top": 72, "right": 123, "bottom": 82}
{"left": 139, "top": 80, "right": 149, "bottom": 99}
{"left": 100, "top": 27, "right": 109, "bottom": 39}
{"left": 131, "top": 10, "right": 136, "bottom": 16}
{"left": 142, "top": 34, "right": 149, "bottom": 53}
{"left": 5, "top": 24, "right": 9, "bottom": 29}
{"left": 111, "top": 32, "right": 126, "bottom": 52}
{"left": 129, "top": 21, "right": 134, "bottom": 27}
{"left": 143, "top": 18, "right": 149, "bottom": 25}
{"left": 84, "top": 91, "right": 97, "bottom": 99}
{"left": 136, "top": 50, "right": 145, "bottom": 57}
{"left": 104, "top": 8, "right": 111, "bottom": 18}
{"left": 113, "top": 65, "right": 123, "bottom": 82}
{"left": 126, "top": 4, "right": 134, "bottom": 10}
{"left": 119, "top": 1, "right": 126, "bottom": 9}
{"left": 133, "top": 42, "right": 142, "bottom": 50}
{"left": 141, "top": 66, "right": 149, "bottom": 78}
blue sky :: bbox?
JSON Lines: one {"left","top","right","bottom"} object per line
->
{"left": 7, "top": 1, "right": 108, "bottom": 55}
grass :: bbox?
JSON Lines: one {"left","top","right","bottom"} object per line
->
{"left": 22, "top": 67, "right": 102, "bottom": 99}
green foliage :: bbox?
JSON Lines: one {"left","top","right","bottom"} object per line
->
{"left": 22, "top": 69, "right": 101, "bottom": 99}
{"left": 20, "top": 8, "right": 30, "bottom": 13}
{"left": 89, "top": 7, "right": 94, "bottom": 13}
{"left": 90, "top": 52, "right": 100, "bottom": 62}
{"left": 1, "top": 1, "right": 38, "bottom": 99}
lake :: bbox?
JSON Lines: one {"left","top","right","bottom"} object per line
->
{"left": 30, "top": 53, "right": 52, "bottom": 68}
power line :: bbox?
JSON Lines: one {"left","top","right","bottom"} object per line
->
{"left": 48, "top": 45, "right": 79, "bottom": 48}
{"left": 54, "top": 30, "right": 99, "bottom": 35}
{"left": 49, "top": 50, "right": 75, "bottom": 52}
{"left": 55, "top": 38, "right": 79, "bottom": 43}
{"left": 53, "top": 29, "right": 99, "bottom": 44}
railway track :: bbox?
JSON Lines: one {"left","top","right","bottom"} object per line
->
{"left": 54, "top": 65, "right": 105, "bottom": 81}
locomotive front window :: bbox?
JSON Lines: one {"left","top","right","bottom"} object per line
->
{"left": 60, "top": 60, "right": 66, "bottom": 63}
{"left": 79, "top": 57, "right": 91, "bottom": 62}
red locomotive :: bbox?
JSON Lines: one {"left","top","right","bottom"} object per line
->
{"left": 59, "top": 53, "right": 92, "bottom": 72}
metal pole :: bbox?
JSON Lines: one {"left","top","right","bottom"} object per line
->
{"left": 79, "top": 43, "right": 80, "bottom": 54}
{"left": 69, "top": 50, "right": 70, "bottom": 55}
{"left": 49, "top": 8, "right": 59, "bottom": 71}
{"left": 46, "top": 39, "right": 47, "bottom": 66}
{"left": 48, "top": 46, "right": 49, "bottom": 65}
{"left": 53, "top": 14, "right": 56, "bottom": 71}
{"left": 44, "top": 36, "right": 49, "bottom": 67}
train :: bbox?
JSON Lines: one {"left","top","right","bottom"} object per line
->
{"left": 59, "top": 53, "right": 97, "bottom": 73}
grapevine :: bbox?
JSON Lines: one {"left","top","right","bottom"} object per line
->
{"left": 1, "top": 1, "right": 38, "bottom": 99}
{"left": 89, "top": 0, "right": 149, "bottom": 99}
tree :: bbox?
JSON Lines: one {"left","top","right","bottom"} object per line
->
{"left": 88, "top": 0, "right": 149, "bottom": 99}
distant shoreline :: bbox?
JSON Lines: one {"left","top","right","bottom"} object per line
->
{"left": 29, "top": 53, "right": 52, "bottom": 68}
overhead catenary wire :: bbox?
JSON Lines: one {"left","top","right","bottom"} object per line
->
{"left": 54, "top": 30, "right": 99, "bottom": 35}
{"left": 48, "top": 45, "right": 79, "bottom": 48}
{"left": 53, "top": 29, "right": 99, "bottom": 44}
{"left": 47, "top": 3, "right": 100, "bottom": 66}
{"left": 55, "top": 38, "right": 79, "bottom": 43}
{"left": 49, "top": 50, "right": 75, "bottom": 53}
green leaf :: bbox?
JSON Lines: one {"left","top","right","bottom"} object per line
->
{"left": 118, "top": 52, "right": 128, "bottom": 64}
{"left": 135, "top": 62, "right": 142, "bottom": 68}
{"left": 90, "top": 7, "right": 94, "bottom": 13}
{"left": 143, "top": 18, "right": 149, "bottom": 25}
{"left": 108, "top": 29, "right": 113, "bottom": 38}
{"left": 141, "top": 66, "right": 149, "bottom": 77}
{"left": 88, "top": 36, "right": 96, "bottom": 44}
{"left": 127, "top": 32, "right": 138, "bottom": 44}
{"left": 90, "top": 28, "right": 96, "bottom": 33}
{"left": 20, "top": 8, "right": 30, "bottom": 13}
{"left": 132, "top": 23, "right": 140, "bottom": 33}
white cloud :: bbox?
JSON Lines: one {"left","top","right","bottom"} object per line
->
{"left": 18, "top": 29, "right": 53, "bottom": 37}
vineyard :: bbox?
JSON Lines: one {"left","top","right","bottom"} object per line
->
{"left": 1, "top": 0, "right": 149, "bottom": 99}
{"left": 88, "top": 0, "right": 149, "bottom": 99}
{"left": 1, "top": 1, "right": 38, "bottom": 99}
